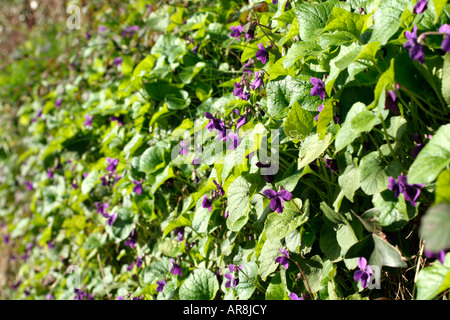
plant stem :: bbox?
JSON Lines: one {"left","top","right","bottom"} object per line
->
{"left": 290, "top": 258, "right": 314, "bottom": 300}
{"left": 235, "top": 265, "right": 266, "bottom": 294}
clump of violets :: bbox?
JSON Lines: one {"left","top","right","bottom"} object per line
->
{"left": 353, "top": 257, "right": 374, "bottom": 288}
{"left": 205, "top": 112, "right": 228, "bottom": 140}
{"left": 74, "top": 289, "right": 93, "bottom": 300}
{"left": 233, "top": 80, "right": 250, "bottom": 101}
{"left": 413, "top": 0, "right": 428, "bottom": 14}
{"left": 122, "top": 25, "right": 139, "bottom": 37}
{"left": 230, "top": 25, "right": 242, "bottom": 38}
{"left": 404, "top": 25, "right": 425, "bottom": 64}
{"left": 255, "top": 43, "right": 270, "bottom": 65}
{"left": 275, "top": 248, "right": 290, "bottom": 269}
{"left": 388, "top": 174, "right": 425, "bottom": 207}
{"left": 310, "top": 77, "right": 326, "bottom": 100}
{"left": 263, "top": 189, "right": 292, "bottom": 213}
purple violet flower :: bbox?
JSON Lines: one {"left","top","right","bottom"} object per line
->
{"left": 289, "top": 292, "right": 304, "bottom": 300}
{"left": 110, "top": 114, "right": 125, "bottom": 127}
{"left": 230, "top": 25, "right": 243, "bottom": 38}
{"left": 84, "top": 115, "right": 93, "bottom": 127}
{"left": 250, "top": 71, "right": 264, "bottom": 90}
{"left": 385, "top": 90, "right": 399, "bottom": 115}
{"left": 213, "top": 180, "right": 225, "bottom": 196}
{"left": 25, "top": 181, "right": 33, "bottom": 191}
{"left": 224, "top": 265, "right": 239, "bottom": 288}
{"left": 255, "top": 43, "right": 269, "bottom": 65}
{"left": 170, "top": 258, "right": 183, "bottom": 276}
{"left": 439, "top": 24, "right": 450, "bottom": 52}
{"left": 127, "top": 262, "right": 135, "bottom": 271}
{"left": 201, "top": 195, "right": 214, "bottom": 213}
{"left": 310, "top": 77, "right": 326, "bottom": 100}
{"left": 424, "top": 249, "right": 447, "bottom": 264}
{"left": 242, "top": 59, "right": 254, "bottom": 76}
{"left": 125, "top": 229, "right": 138, "bottom": 249}
{"left": 353, "top": 257, "right": 374, "bottom": 288}
{"left": 132, "top": 180, "right": 143, "bottom": 195}
{"left": 389, "top": 175, "right": 425, "bottom": 207}
{"left": 413, "top": 0, "right": 428, "bottom": 14}
{"left": 55, "top": 98, "right": 62, "bottom": 108}
{"left": 191, "top": 44, "right": 199, "bottom": 54}
{"left": 47, "top": 168, "right": 54, "bottom": 179}
{"left": 156, "top": 280, "right": 166, "bottom": 292}
{"left": 174, "top": 227, "right": 184, "bottom": 241}
{"left": 275, "top": 248, "right": 290, "bottom": 269}
{"left": 106, "top": 212, "right": 117, "bottom": 226}
{"left": 227, "top": 132, "right": 240, "bottom": 150}
{"left": 179, "top": 140, "right": 189, "bottom": 156}
{"left": 404, "top": 25, "right": 425, "bottom": 64}
{"left": 98, "top": 26, "right": 108, "bottom": 33}
{"left": 113, "top": 57, "right": 123, "bottom": 66}
{"left": 324, "top": 158, "right": 338, "bottom": 174}
{"left": 234, "top": 109, "right": 247, "bottom": 129}
{"left": 106, "top": 157, "right": 119, "bottom": 173}
{"left": 263, "top": 189, "right": 292, "bottom": 213}
{"left": 95, "top": 202, "right": 109, "bottom": 217}
{"left": 46, "top": 293, "right": 54, "bottom": 300}
{"left": 122, "top": 25, "right": 139, "bottom": 37}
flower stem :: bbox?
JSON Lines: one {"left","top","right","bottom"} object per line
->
{"left": 290, "top": 258, "right": 314, "bottom": 300}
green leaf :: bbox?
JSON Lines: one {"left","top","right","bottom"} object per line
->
{"left": 165, "top": 90, "right": 191, "bottom": 110}
{"left": 436, "top": 169, "right": 450, "bottom": 204}
{"left": 372, "top": 191, "right": 413, "bottom": 231}
{"left": 416, "top": 254, "right": 450, "bottom": 300}
{"left": 139, "top": 144, "right": 166, "bottom": 175}
{"left": 235, "top": 262, "right": 259, "bottom": 300}
{"left": 105, "top": 207, "right": 135, "bottom": 242}
{"left": 151, "top": 34, "right": 186, "bottom": 64}
{"left": 350, "top": 109, "right": 381, "bottom": 135}
{"left": 322, "top": 7, "right": 371, "bottom": 40}
{"left": 83, "top": 233, "right": 107, "bottom": 250}
{"left": 258, "top": 236, "right": 282, "bottom": 281}
{"left": 429, "top": 0, "right": 448, "bottom": 24}
{"left": 266, "top": 272, "right": 287, "bottom": 300}
{"left": 140, "top": 259, "right": 171, "bottom": 285}
{"left": 319, "top": 223, "right": 342, "bottom": 262}
{"left": 295, "top": 0, "right": 338, "bottom": 41}
{"left": 358, "top": 152, "right": 402, "bottom": 195}
{"left": 334, "top": 102, "right": 366, "bottom": 152}
{"left": 408, "top": 124, "right": 450, "bottom": 185}
{"left": 337, "top": 152, "right": 361, "bottom": 202}
{"left": 283, "top": 101, "right": 314, "bottom": 141}
{"left": 265, "top": 199, "right": 308, "bottom": 241}
{"left": 179, "top": 268, "right": 219, "bottom": 300}
{"left": 297, "top": 133, "right": 332, "bottom": 170}
{"left": 419, "top": 203, "right": 450, "bottom": 253}
{"left": 226, "top": 174, "right": 258, "bottom": 232}
{"left": 81, "top": 170, "right": 99, "bottom": 195}
{"left": 283, "top": 41, "right": 323, "bottom": 69}
{"left": 369, "top": 233, "right": 407, "bottom": 268}
{"left": 266, "top": 76, "right": 320, "bottom": 119}
{"left": 369, "top": 0, "right": 408, "bottom": 45}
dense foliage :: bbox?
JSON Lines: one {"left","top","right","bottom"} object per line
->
{"left": 1, "top": 0, "right": 449, "bottom": 300}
